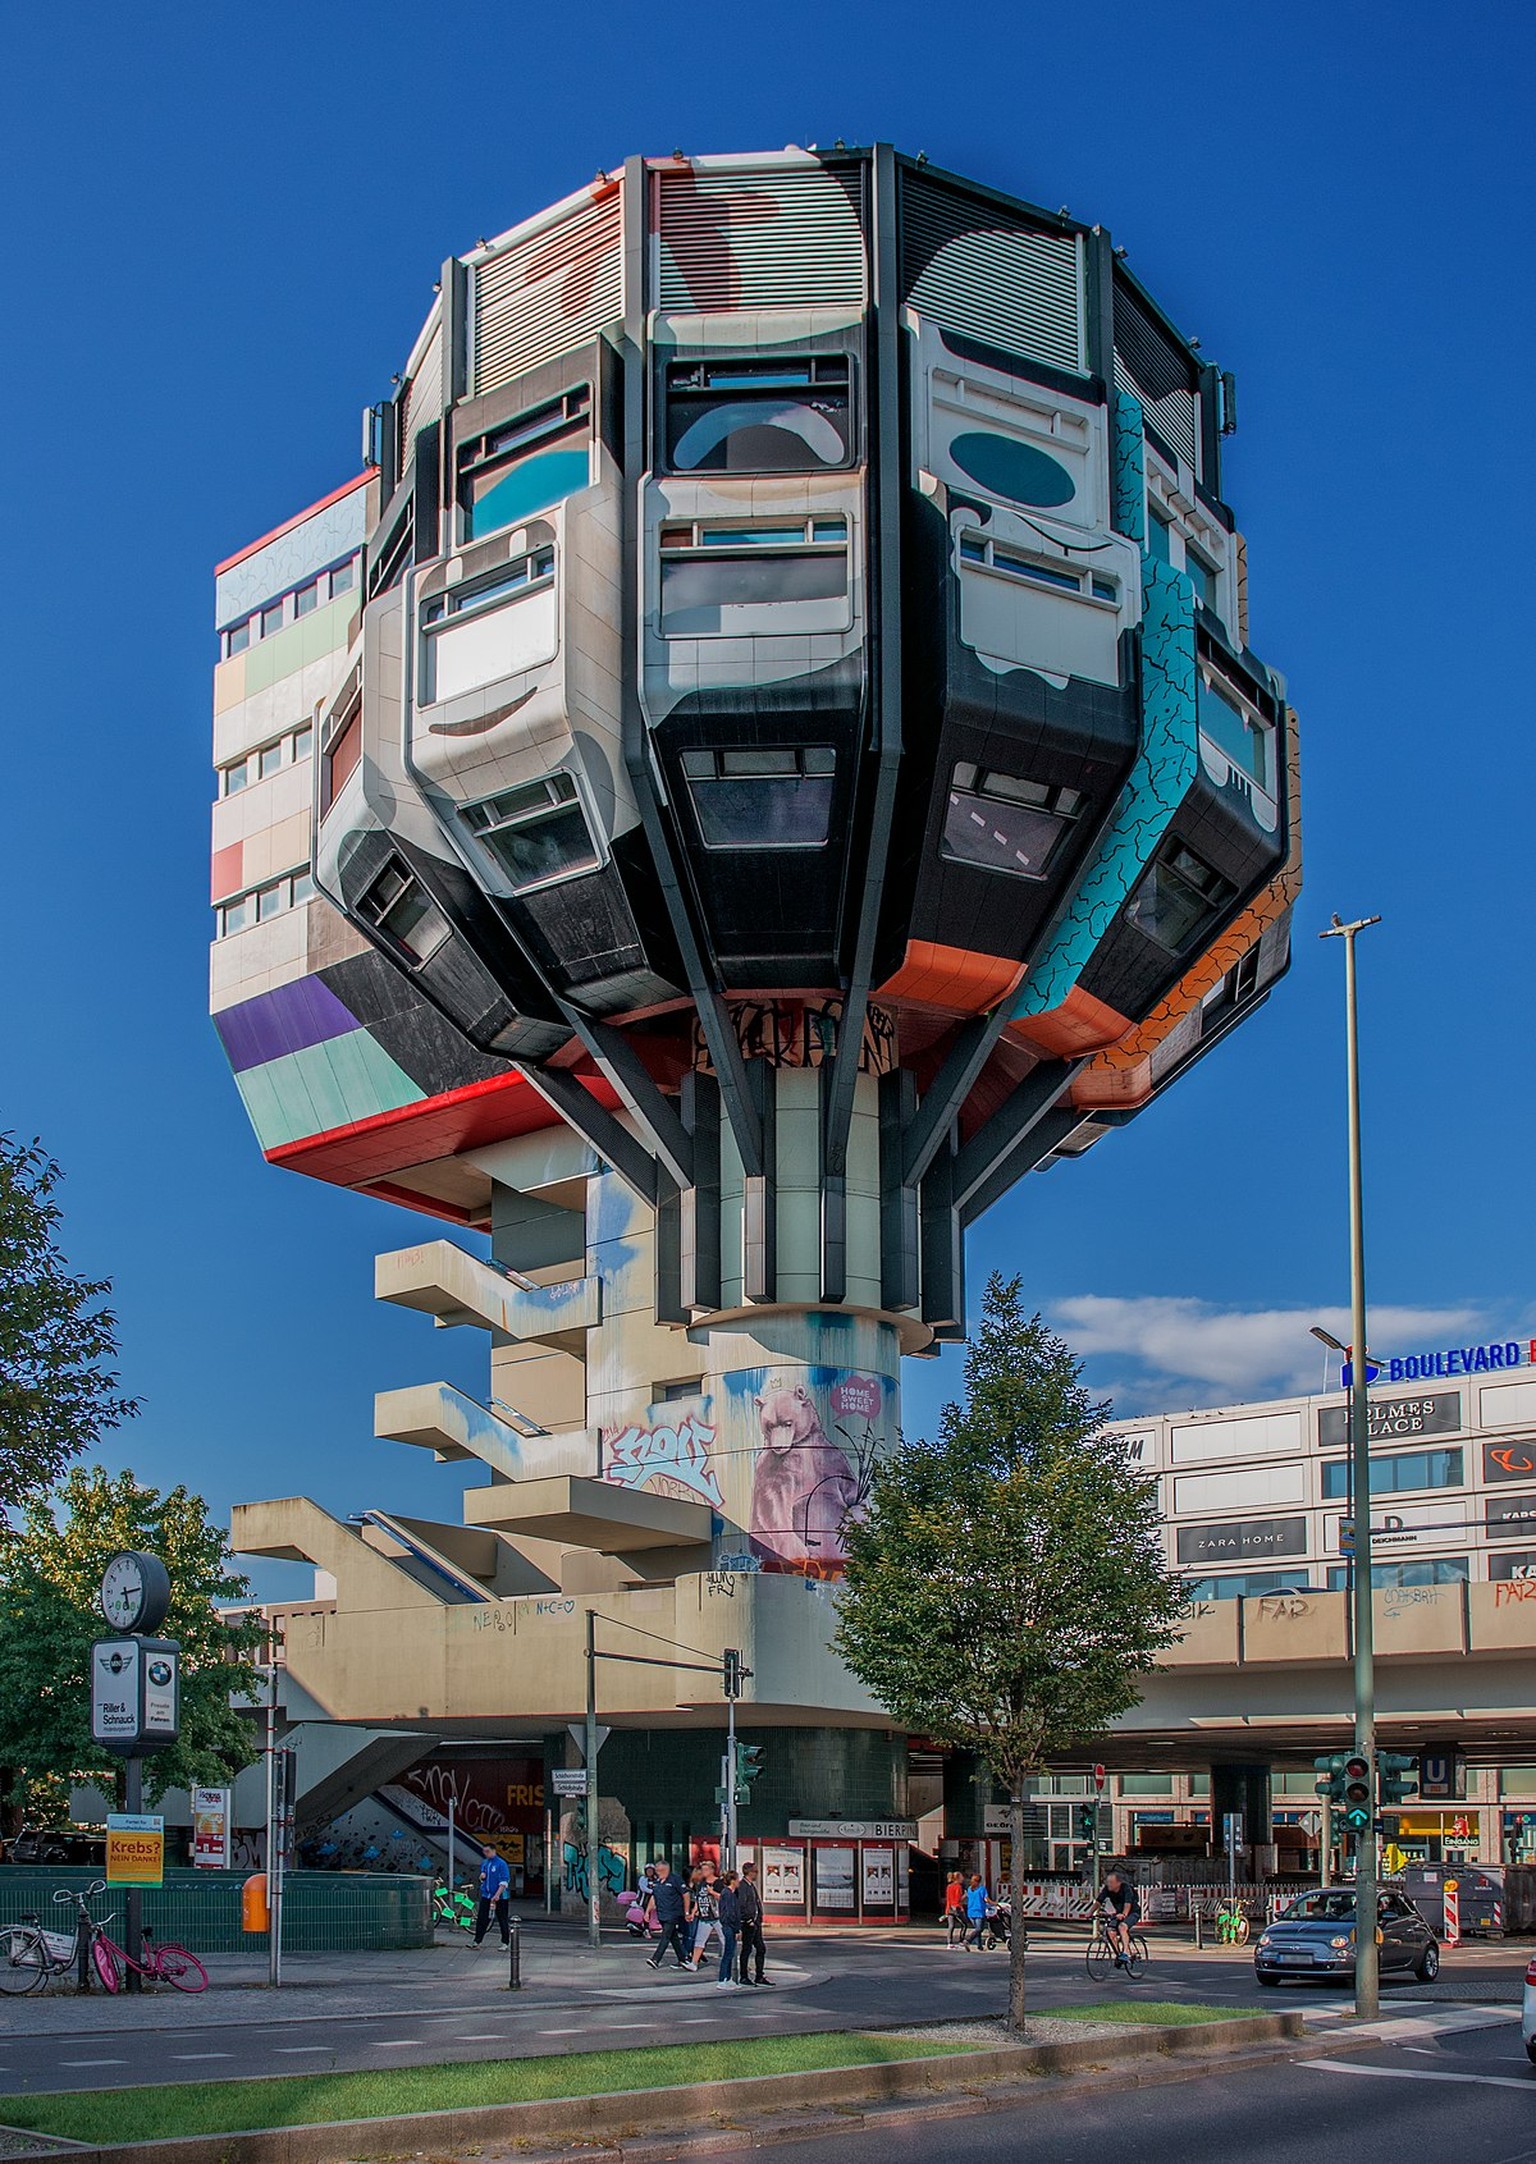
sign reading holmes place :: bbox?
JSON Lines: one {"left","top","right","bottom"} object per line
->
{"left": 1318, "top": 1392, "right": 1461, "bottom": 1448}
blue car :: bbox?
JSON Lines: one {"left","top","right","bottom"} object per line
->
{"left": 1254, "top": 1887, "right": 1440, "bottom": 1985}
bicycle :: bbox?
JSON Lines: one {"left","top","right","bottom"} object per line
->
{"left": 432, "top": 1880, "right": 476, "bottom": 1932}
{"left": 1213, "top": 1898, "right": 1250, "bottom": 1947}
{"left": 94, "top": 1918, "right": 208, "bottom": 1994}
{"left": 1085, "top": 1914, "right": 1149, "bottom": 1983}
{"left": 0, "top": 1882, "right": 118, "bottom": 1995}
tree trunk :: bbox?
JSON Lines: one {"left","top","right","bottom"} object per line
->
{"left": 1007, "top": 1784, "right": 1028, "bottom": 2033}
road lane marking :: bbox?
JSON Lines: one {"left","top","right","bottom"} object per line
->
{"left": 60, "top": 2060, "right": 127, "bottom": 2068}
{"left": 171, "top": 2054, "right": 234, "bottom": 2062}
{"left": 372, "top": 2041, "right": 425, "bottom": 2049}
{"left": 1306, "top": 2061, "right": 1536, "bottom": 2093}
{"left": 275, "top": 2048, "right": 330, "bottom": 2056}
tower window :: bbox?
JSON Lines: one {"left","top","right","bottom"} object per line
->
{"left": 1125, "top": 840, "right": 1235, "bottom": 956}
{"left": 665, "top": 355, "right": 853, "bottom": 474}
{"left": 458, "top": 388, "right": 591, "bottom": 542}
{"left": 357, "top": 856, "right": 452, "bottom": 966}
{"left": 679, "top": 745, "right": 836, "bottom": 849}
{"left": 941, "top": 765, "right": 1081, "bottom": 881}
{"left": 461, "top": 773, "right": 600, "bottom": 893}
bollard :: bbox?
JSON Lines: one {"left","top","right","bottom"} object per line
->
{"left": 507, "top": 1917, "right": 522, "bottom": 1990}
{"left": 1194, "top": 1903, "right": 1202, "bottom": 1951}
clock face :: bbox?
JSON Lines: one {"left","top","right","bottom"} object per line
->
{"left": 101, "top": 1553, "right": 147, "bottom": 1630}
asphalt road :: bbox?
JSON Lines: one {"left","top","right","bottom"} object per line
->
{"left": 0, "top": 1933, "right": 1520, "bottom": 2098}
{"left": 754, "top": 2024, "right": 1536, "bottom": 2164}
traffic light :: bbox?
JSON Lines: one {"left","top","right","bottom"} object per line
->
{"left": 1378, "top": 1753, "right": 1416, "bottom": 1806}
{"left": 1314, "top": 1753, "right": 1348, "bottom": 1803}
{"left": 1342, "top": 1754, "right": 1372, "bottom": 1833}
{"left": 733, "top": 1741, "right": 764, "bottom": 1804}
{"left": 1077, "top": 1803, "right": 1097, "bottom": 1842}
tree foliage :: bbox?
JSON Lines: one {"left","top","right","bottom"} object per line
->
{"left": 0, "top": 1467, "right": 267, "bottom": 1811}
{"left": 0, "top": 1136, "right": 137, "bottom": 1526}
{"left": 834, "top": 1275, "right": 1188, "bottom": 2027}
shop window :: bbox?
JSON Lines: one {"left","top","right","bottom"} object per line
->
{"left": 1325, "top": 1558, "right": 1469, "bottom": 1591}
{"left": 1320, "top": 1447, "right": 1463, "bottom": 1501}
{"left": 1180, "top": 1569, "right": 1314, "bottom": 1602}
{"left": 1125, "top": 840, "right": 1235, "bottom": 957}
{"left": 659, "top": 517, "right": 849, "bottom": 637}
{"left": 680, "top": 745, "right": 836, "bottom": 849}
{"left": 356, "top": 855, "right": 452, "bottom": 966}
{"left": 461, "top": 773, "right": 600, "bottom": 893}
{"left": 458, "top": 388, "right": 590, "bottom": 542}
{"left": 942, "top": 764, "right": 1081, "bottom": 881}
{"left": 665, "top": 355, "right": 853, "bottom": 474}
{"left": 1199, "top": 676, "right": 1273, "bottom": 793}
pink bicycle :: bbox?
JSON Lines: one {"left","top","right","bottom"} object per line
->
{"left": 94, "top": 1914, "right": 208, "bottom": 1994}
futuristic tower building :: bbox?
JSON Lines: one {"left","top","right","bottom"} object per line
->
{"left": 212, "top": 148, "right": 1299, "bottom": 1868}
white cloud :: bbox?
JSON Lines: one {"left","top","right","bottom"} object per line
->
{"left": 1049, "top": 1295, "right": 1488, "bottom": 1407}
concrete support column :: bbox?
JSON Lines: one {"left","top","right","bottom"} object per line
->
{"left": 1210, "top": 1763, "right": 1272, "bottom": 1857}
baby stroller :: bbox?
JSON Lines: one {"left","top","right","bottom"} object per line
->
{"left": 619, "top": 1889, "right": 658, "bottom": 1939}
{"left": 984, "top": 1897, "right": 1025, "bottom": 1951}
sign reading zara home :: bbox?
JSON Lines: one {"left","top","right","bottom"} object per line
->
{"left": 1175, "top": 1517, "right": 1306, "bottom": 1565}
{"left": 106, "top": 1814, "right": 165, "bottom": 1887}
{"left": 1318, "top": 1392, "right": 1461, "bottom": 1448}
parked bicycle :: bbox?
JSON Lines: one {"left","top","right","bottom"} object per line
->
{"left": 1213, "top": 1897, "right": 1251, "bottom": 1946}
{"left": 1085, "top": 1914, "right": 1150, "bottom": 1982}
{"left": 94, "top": 1918, "right": 208, "bottom": 1994}
{"left": 432, "top": 1879, "right": 476, "bottom": 1932}
{"left": 0, "top": 1882, "right": 118, "bottom": 1995}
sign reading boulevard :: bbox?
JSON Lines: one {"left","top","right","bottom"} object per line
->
{"left": 1340, "top": 1337, "right": 1536, "bottom": 1389}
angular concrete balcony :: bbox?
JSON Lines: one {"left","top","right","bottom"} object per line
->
{"left": 464, "top": 1474, "right": 712, "bottom": 1554}
{"left": 375, "top": 1240, "right": 599, "bottom": 1352}
{"left": 374, "top": 1382, "right": 550, "bottom": 1479}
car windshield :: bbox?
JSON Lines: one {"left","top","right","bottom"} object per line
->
{"left": 1282, "top": 1891, "right": 1359, "bottom": 1922}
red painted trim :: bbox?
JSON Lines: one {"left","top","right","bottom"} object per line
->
{"left": 361, "top": 1180, "right": 483, "bottom": 1227}
{"left": 215, "top": 474, "right": 372, "bottom": 575}
{"left": 263, "top": 1066, "right": 622, "bottom": 1211}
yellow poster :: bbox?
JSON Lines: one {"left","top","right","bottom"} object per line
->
{"left": 106, "top": 1814, "right": 164, "bottom": 1887}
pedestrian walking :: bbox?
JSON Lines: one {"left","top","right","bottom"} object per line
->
{"left": 689, "top": 1866, "right": 726, "bottom": 1969}
{"left": 964, "top": 1873, "right": 990, "bottom": 1952}
{"left": 716, "top": 1869, "right": 743, "bottom": 1987}
{"left": 737, "top": 1861, "right": 771, "bottom": 1985}
{"left": 473, "top": 1843, "right": 511, "bottom": 1946}
{"left": 943, "top": 1870, "right": 966, "bottom": 1946}
{"left": 645, "top": 1858, "right": 692, "bottom": 1970}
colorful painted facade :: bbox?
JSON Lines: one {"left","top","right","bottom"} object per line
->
{"left": 213, "top": 148, "right": 1299, "bottom": 1893}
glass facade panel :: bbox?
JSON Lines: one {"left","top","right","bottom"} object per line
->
{"left": 1321, "top": 1448, "right": 1462, "bottom": 1500}
{"left": 1325, "top": 1558, "right": 1469, "bottom": 1591}
{"left": 666, "top": 356, "right": 852, "bottom": 474}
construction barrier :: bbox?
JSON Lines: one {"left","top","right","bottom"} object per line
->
{"left": 1443, "top": 1877, "right": 1461, "bottom": 1947}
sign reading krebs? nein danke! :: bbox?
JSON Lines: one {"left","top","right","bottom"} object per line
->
{"left": 106, "top": 1813, "right": 165, "bottom": 1887}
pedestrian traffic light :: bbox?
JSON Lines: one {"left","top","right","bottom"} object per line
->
{"left": 1314, "top": 1753, "right": 1348, "bottom": 1803}
{"left": 1342, "top": 1754, "right": 1372, "bottom": 1833}
{"left": 733, "top": 1741, "right": 764, "bottom": 1804}
{"left": 1378, "top": 1753, "right": 1416, "bottom": 1805}
{"left": 1077, "top": 1803, "right": 1097, "bottom": 1842}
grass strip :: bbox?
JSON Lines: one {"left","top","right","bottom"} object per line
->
{"left": 1050, "top": 2000, "right": 1234, "bottom": 2027}
{"left": 2, "top": 2033, "right": 973, "bottom": 2147}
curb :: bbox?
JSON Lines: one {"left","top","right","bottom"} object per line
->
{"left": 9, "top": 2013, "right": 1306, "bottom": 2164}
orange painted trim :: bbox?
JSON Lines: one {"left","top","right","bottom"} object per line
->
{"left": 876, "top": 941, "right": 1024, "bottom": 1013}
{"left": 215, "top": 474, "right": 372, "bottom": 575}
{"left": 211, "top": 842, "right": 244, "bottom": 904}
{"left": 1007, "top": 983, "right": 1130, "bottom": 1059}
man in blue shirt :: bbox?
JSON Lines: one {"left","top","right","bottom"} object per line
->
{"left": 474, "top": 1843, "right": 511, "bottom": 1946}
{"left": 645, "top": 1859, "right": 692, "bottom": 1970}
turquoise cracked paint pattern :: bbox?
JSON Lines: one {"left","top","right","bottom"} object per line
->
{"left": 1111, "top": 390, "right": 1147, "bottom": 546}
{"left": 1013, "top": 558, "right": 1198, "bottom": 1021}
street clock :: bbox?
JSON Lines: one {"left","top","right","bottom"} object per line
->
{"left": 99, "top": 1551, "right": 171, "bottom": 1635}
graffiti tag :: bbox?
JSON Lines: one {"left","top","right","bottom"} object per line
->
{"left": 604, "top": 1413, "right": 724, "bottom": 1508}
{"left": 562, "top": 1840, "right": 629, "bottom": 1904}
{"left": 1495, "top": 1578, "right": 1536, "bottom": 1606}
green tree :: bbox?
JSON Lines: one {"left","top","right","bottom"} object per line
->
{"left": 834, "top": 1274, "right": 1187, "bottom": 2031}
{"left": 0, "top": 1135, "right": 137, "bottom": 1526}
{"left": 0, "top": 1467, "right": 266, "bottom": 1816}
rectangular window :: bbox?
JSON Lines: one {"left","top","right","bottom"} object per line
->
{"left": 680, "top": 745, "right": 836, "bottom": 850}
{"left": 222, "top": 758, "right": 250, "bottom": 796}
{"left": 659, "top": 517, "right": 849, "bottom": 638}
{"left": 293, "top": 582, "right": 318, "bottom": 618}
{"left": 1320, "top": 1447, "right": 1463, "bottom": 1501}
{"left": 290, "top": 870, "right": 315, "bottom": 905}
{"left": 292, "top": 724, "right": 313, "bottom": 762}
{"left": 1326, "top": 1559, "right": 1469, "bottom": 1591}
{"left": 1184, "top": 548, "right": 1217, "bottom": 609}
{"left": 1125, "top": 840, "right": 1236, "bottom": 956}
{"left": 1147, "top": 508, "right": 1172, "bottom": 562}
{"left": 323, "top": 707, "right": 362, "bottom": 814}
{"left": 367, "top": 503, "right": 413, "bottom": 599}
{"left": 942, "top": 764, "right": 1081, "bottom": 881}
{"left": 1199, "top": 676, "right": 1273, "bottom": 792}
{"left": 1180, "top": 1570, "right": 1315, "bottom": 1602}
{"left": 461, "top": 774, "right": 600, "bottom": 893}
{"left": 958, "top": 533, "right": 1112, "bottom": 604}
{"left": 665, "top": 354, "right": 853, "bottom": 474}
{"left": 258, "top": 743, "right": 284, "bottom": 780}
{"left": 255, "top": 882, "right": 285, "bottom": 923}
{"left": 329, "top": 558, "right": 356, "bottom": 598}
{"left": 220, "top": 895, "right": 251, "bottom": 935}
{"left": 225, "top": 620, "right": 251, "bottom": 656}
{"left": 260, "top": 600, "right": 285, "bottom": 637}
{"left": 420, "top": 547, "right": 557, "bottom": 705}
{"left": 357, "top": 855, "right": 452, "bottom": 965}
{"left": 458, "top": 387, "right": 591, "bottom": 542}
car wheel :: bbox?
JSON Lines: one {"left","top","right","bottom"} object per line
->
{"left": 1414, "top": 1943, "right": 1440, "bottom": 1983}
{"left": 1526, "top": 2039, "right": 1536, "bottom": 2066}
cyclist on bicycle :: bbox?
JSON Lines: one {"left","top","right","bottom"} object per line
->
{"left": 1099, "top": 1870, "right": 1141, "bottom": 1968}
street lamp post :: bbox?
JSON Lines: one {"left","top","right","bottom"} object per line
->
{"left": 1319, "top": 911, "right": 1382, "bottom": 2020}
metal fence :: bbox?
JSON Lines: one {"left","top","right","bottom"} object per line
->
{"left": 0, "top": 1869, "right": 433, "bottom": 1952}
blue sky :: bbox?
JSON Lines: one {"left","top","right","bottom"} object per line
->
{"left": 2, "top": 2, "right": 1531, "bottom": 1592}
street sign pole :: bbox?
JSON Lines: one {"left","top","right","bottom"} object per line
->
{"left": 584, "top": 1609, "right": 600, "bottom": 1952}
{"left": 122, "top": 1755, "right": 143, "bottom": 1994}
